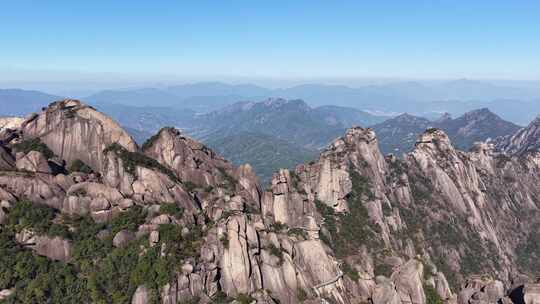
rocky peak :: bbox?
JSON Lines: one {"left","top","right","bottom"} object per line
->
{"left": 261, "top": 98, "right": 310, "bottom": 110}
{"left": 392, "top": 113, "right": 430, "bottom": 124}
{"left": 142, "top": 126, "right": 262, "bottom": 209}
{"left": 3, "top": 99, "right": 540, "bottom": 304}
{"left": 414, "top": 128, "right": 453, "bottom": 150}
{"left": 434, "top": 112, "right": 452, "bottom": 123}
{"left": 496, "top": 115, "right": 540, "bottom": 154}
{"left": 20, "top": 99, "right": 137, "bottom": 172}
{"left": 462, "top": 107, "right": 493, "bottom": 117}
{"left": 142, "top": 126, "right": 234, "bottom": 187}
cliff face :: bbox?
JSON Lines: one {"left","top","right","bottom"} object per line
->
{"left": 1, "top": 99, "right": 539, "bottom": 304}
{"left": 496, "top": 116, "right": 540, "bottom": 155}
{"left": 20, "top": 99, "right": 137, "bottom": 172}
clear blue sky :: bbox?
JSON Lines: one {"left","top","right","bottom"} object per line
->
{"left": 1, "top": 0, "right": 539, "bottom": 81}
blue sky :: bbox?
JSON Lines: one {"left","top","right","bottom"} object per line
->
{"left": 1, "top": 1, "right": 539, "bottom": 81}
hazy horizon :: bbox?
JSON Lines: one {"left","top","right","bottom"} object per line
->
{"left": 1, "top": 1, "right": 539, "bottom": 87}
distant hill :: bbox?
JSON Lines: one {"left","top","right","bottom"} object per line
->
{"left": 90, "top": 102, "right": 196, "bottom": 137}
{"left": 372, "top": 108, "right": 521, "bottom": 155}
{"left": 313, "top": 105, "right": 388, "bottom": 127}
{"left": 372, "top": 114, "right": 433, "bottom": 155}
{"left": 85, "top": 88, "right": 183, "bottom": 108}
{"left": 191, "top": 98, "right": 386, "bottom": 150}
{"left": 83, "top": 80, "right": 540, "bottom": 123}
{"left": 165, "top": 82, "right": 270, "bottom": 99}
{"left": 0, "top": 89, "right": 61, "bottom": 116}
{"left": 206, "top": 131, "right": 317, "bottom": 184}
{"left": 123, "top": 126, "right": 154, "bottom": 145}
{"left": 437, "top": 108, "right": 521, "bottom": 150}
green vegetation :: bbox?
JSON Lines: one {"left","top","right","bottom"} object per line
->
{"left": 409, "top": 173, "right": 434, "bottom": 203}
{"left": 373, "top": 262, "right": 393, "bottom": 277}
{"left": 4, "top": 200, "right": 72, "bottom": 239}
{"left": 287, "top": 227, "right": 308, "bottom": 239}
{"left": 297, "top": 288, "right": 308, "bottom": 302}
{"left": 220, "top": 235, "right": 229, "bottom": 249}
{"left": 104, "top": 143, "right": 179, "bottom": 182}
{"left": 235, "top": 293, "right": 256, "bottom": 304}
{"left": 217, "top": 167, "right": 237, "bottom": 192}
{"left": 516, "top": 223, "right": 540, "bottom": 274}
{"left": 342, "top": 262, "right": 360, "bottom": 281}
{"left": 316, "top": 168, "right": 382, "bottom": 257}
{"left": 183, "top": 181, "right": 198, "bottom": 192}
{"left": 424, "top": 284, "right": 444, "bottom": 304}
{"left": 69, "top": 159, "right": 93, "bottom": 174}
{"left": 0, "top": 200, "right": 203, "bottom": 303}
{"left": 381, "top": 202, "right": 393, "bottom": 217}
{"left": 141, "top": 128, "right": 166, "bottom": 151}
{"left": 387, "top": 159, "right": 408, "bottom": 186}
{"left": 211, "top": 291, "right": 234, "bottom": 303}
{"left": 269, "top": 221, "right": 288, "bottom": 232}
{"left": 109, "top": 205, "right": 147, "bottom": 235}
{"left": 397, "top": 195, "right": 501, "bottom": 289}
{"left": 207, "top": 131, "right": 317, "bottom": 185}
{"left": 159, "top": 203, "right": 184, "bottom": 218}
{"left": 12, "top": 138, "right": 55, "bottom": 159}
{"left": 267, "top": 244, "right": 284, "bottom": 265}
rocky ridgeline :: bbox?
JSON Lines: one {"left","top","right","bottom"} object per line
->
{"left": 0, "top": 99, "right": 540, "bottom": 304}
{"left": 496, "top": 116, "right": 540, "bottom": 155}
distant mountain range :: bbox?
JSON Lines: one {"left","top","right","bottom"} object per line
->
{"left": 81, "top": 80, "right": 540, "bottom": 124}
{"left": 0, "top": 87, "right": 538, "bottom": 183}
{"left": 372, "top": 108, "right": 521, "bottom": 154}
{"left": 0, "top": 89, "right": 61, "bottom": 116}
{"left": 189, "top": 98, "right": 387, "bottom": 150}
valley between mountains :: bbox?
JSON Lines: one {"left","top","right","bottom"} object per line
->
{"left": 1, "top": 99, "right": 540, "bottom": 304}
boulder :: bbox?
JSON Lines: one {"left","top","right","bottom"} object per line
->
{"left": 0, "top": 200, "right": 11, "bottom": 225}
{"left": 0, "top": 288, "right": 15, "bottom": 301}
{"left": 228, "top": 195, "right": 244, "bottom": 212}
{"left": 524, "top": 284, "right": 540, "bottom": 304}
{"left": 113, "top": 230, "right": 135, "bottom": 248}
{"left": 16, "top": 230, "right": 72, "bottom": 262}
{"left": 392, "top": 259, "right": 425, "bottom": 304}
{"left": 483, "top": 280, "right": 504, "bottom": 302}
{"left": 131, "top": 285, "right": 150, "bottom": 304}
{"left": 372, "top": 278, "right": 402, "bottom": 304}
{"left": 90, "top": 197, "right": 111, "bottom": 212}
{"left": 15, "top": 150, "right": 53, "bottom": 173}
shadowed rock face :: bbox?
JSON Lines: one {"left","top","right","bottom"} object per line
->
{"left": 1, "top": 100, "right": 540, "bottom": 304}
{"left": 143, "top": 127, "right": 235, "bottom": 189}
{"left": 20, "top": 99, "right": 137, "bottom": 172}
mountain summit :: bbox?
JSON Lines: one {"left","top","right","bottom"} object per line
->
{"left": 373, "top": 108, "right": 520, "bottom": 154}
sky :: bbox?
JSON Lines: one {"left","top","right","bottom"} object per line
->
{"left": 1, "top": 0, "right": 539, "bottom": 84}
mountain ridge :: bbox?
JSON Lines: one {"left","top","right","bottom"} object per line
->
{"left": 373, "top": 108, "right": 520, "bottom": 154}
{"left": 1, "top": 99, "right": 540, "bottom": 303}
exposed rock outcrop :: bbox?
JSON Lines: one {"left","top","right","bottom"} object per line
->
{"left": 496, "top": 116, "right": 540, "bottom": 154}
{"left": 0, "top": 117, "right": 24, "bottom": 131}
{"left": 15, "top": 230, "right": 72, "bottom": 262}
{"left": 2, "top": 100, "right": 540, "bottom": 304}
{"left": 21, "top": 99, "right": 137, "bottom": 172}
